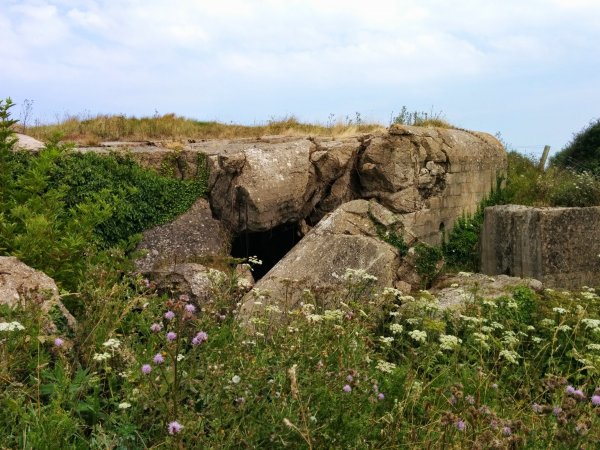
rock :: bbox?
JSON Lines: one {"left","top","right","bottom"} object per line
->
{"left": 480, "top": 205, "right": 600, "bottom": 288}
{"left": 431, "top": 272, "right": 543, "bottom": 309}
{"left": 149, "top": 262, "right": 254, "bottom": 304}
{"left": 135, "top": 198, "right": 230, "bottom": 274}
{"left": 208, "top": 137, "right": 361, "bottom": 232}
{"left": 15, "top": 133, "right": 44, "bottom": 151}
{"left": 238, "top": 200, "right": 403, "bottom": 321}
{"left": 0, "top": 256, "right": 76, "bottom": 332}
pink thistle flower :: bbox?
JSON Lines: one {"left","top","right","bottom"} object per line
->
{"left": 168, "top": 421, "right": 183, "bottom": 435}
{"left": 141, "top": 364, "right": 152, "bottom": 374}
{"left": 343, "top": 384, "right": 352, "bottom": 393}
{"left": 553, "top": 406, "right": 562, "bottom": 416}
{"left": 456, "top": 420, "right": 466, "bottom": 431}
{"left": 185, "top": 304, "right": 196, "bottom": 313}
{"left": 532, "top": 403, "right": 543, "bottom": 413}
{"left": 153, "top": 353, "right": 165, "bottom": 364}
{"left": 166, "top": 332, "right": 177, "bottom": 342}
{"left": 191, "top": 331, "right": 208, "bottom": 346}
{"left": 164, "top": 311, "right": 175, "bottom": 321}
{"left": 566, "top": 385, "right": 576, "bottom": 395}
{"left": 150, "top": 323, "right": 162, "bottom": 333}
{"left": 502, "top": 426, "right": 512, "bottom": 436}
{"left": 54, "top": 337, "right": 64, "bottom": 347}
{"left": 346, "top": 374, "right": 354, "bottom": 382}
{"left": 591, "top": 395, "right": 600, "bottom": 406}
{"left": 377, "top": 393, "right": 385, "bottom": 401}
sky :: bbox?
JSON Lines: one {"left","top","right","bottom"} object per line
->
{"left": 2, "top": 0, "right": 600, "bottom": 156}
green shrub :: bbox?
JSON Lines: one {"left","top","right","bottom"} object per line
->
{"left": 0, "top": 98, "right": 207, "bottom": 289}
{"left": 443, "top": 178, "right": 507, "bottom": 271}
{"left": 551, "top": 118, "right": 600, "bottom": 174}
{"left": 414, "top": 243, "right": 443, "bottom": 288}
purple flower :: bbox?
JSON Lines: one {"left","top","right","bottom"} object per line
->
{"left": 566, "top": 385, "right": 576, "bottom": 395}
{"left": 153, "top": 353, "right": 165, "bottom": 364}
{"left": 54, "top": 337, "right": 64, "bottom": 347}
{"left": 502, "top": 426, "right": 512, "bottom": 436}
{"left": 164, "top": 311, "right": 175, "bottom": 321}
{"left": 455, "top": 420, "right": 466, "bottom": 431}
{"left": 449, "top": 394, "right": 457, "bottom": 406}
{"left": 166, "top": 331, "right": 177, "bottom": 342}
{"left": 574, "top": 389, "right": 585, "bottom": 399}
{"left": 168, "top": 421, "right": 183, "bottom": 435}
{"left": 141, "top": 364, "right": 152, "bottom": 374}
{"left": 532, "top": 403, "right": 543, "bottom": 413}
{"left": 346, "top": 374, "right": 354, "bottom": 382}
{"left": 591, "top": 395, "right": 600, "bottom": 406}
{"left": 191, "top": 331, "right": 208, "bottom": 346}
{"left": 377, "top": 393, "right": 385, "bottom": 401}
{"left": 185, "top": 304, "right": 196, "bottom": 313}
{"left": 150, "top": 323, "right": 162, "bottom": 333}
{"left": 343, "top": 384, "right": 352, "bottom": 393}
{"left": 553, "top": 406, "right": 563, "bottom": 416}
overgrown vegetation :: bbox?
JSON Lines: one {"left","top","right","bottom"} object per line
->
{"left": 25, "top": 114, "right": 386, "bottom": 144}
{"left": 552, "top": 118, "right": 600, "bottom": 174}
{"left": 3, "top": 98, "right": 600, "bottom": 447}
{"left": 0, "top": 98, "right": 206, "bottom": 290}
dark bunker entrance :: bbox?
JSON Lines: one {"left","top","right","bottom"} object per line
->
{"left": 230, "top": 222, "right": 303, "bottom": 280}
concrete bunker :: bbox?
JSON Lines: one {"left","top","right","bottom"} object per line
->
{"left": 230, "top": 222, "right": 303, "bottom": 280}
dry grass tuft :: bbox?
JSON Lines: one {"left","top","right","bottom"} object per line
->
{"left": 25, "top": 113, "right": 387, "bottom": 143}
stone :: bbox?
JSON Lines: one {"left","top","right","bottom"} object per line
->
{"left": 480, "top": 205, "right": 600, "bottom": 288}
{"left": 135, "top": 198, "right": 230, "bottom": 274}
{"left": 15, "top": 133, "right": 44, "bottom": 151}
{"left": 432, "top": 272, "right": 543, "bottom": 310}
{"left": 238, "top": 200, "right": 402, "bottom": 321}
{"left": 72, "top": 125, "right": 506, "bottom": 245}
{"left": 148, "top": 262, "right": 254, "bottom": 304}
{"left": 0, "top": 256, "right": 76, "bottom": 332}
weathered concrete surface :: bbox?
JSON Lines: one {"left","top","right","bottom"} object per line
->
{"left": 238, "top": 200, "right": 402, "bottom": 320}
{"left": 77, "top": 125, "right": 506, "bottom": 244}
{"left": 0, "top": 256, "right": 76, "bottom": 331}
{"left": 15, "top": 133, "right": 45, "bottom": 151}
{"left": 480, "top": 205, "right": 600, "bottom": 288}
{"left": 432, "top": 272, "right": 543, "bottom": 309}
{"left": 135, "top": 198, "right": 230, "bottom": 273}
{"left": 146, "top": 262, "right": 254, "bottom": 304}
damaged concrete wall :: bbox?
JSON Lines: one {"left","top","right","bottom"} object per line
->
{"left": 79, "top": 124, "right": 506, "bottom": 245}
{"left": 480, "top": 205, "right": 600, "bottom": 288}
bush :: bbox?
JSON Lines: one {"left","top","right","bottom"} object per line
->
{"left": 0, "top": 99, "right": 207, "bottom": 289}
{"left": 551, "top": 118, "right": 600, "bottom": 174}
{"left": 443, "top": 178, "right": 508, "bottom": 271}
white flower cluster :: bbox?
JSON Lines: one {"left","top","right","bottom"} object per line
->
{"left": 375, "top": 360, "right": 397, "bottom": 373}
{"left": 582, "top": 318, "right": 600, "bottom": 331}
{"left": 382, "top": 287, "right": 403, "bottom": 299}
{"left": 408, "top": 330, "right": 427, "bottom": 343}
{"left": 473, "top": 332, "right": 490, "bottom": 350}
{"left": 103, "top": 338, "right": 121, "bottom": 350}
{"left": 93, "top": 352, "right": 112, "bottom": 362}
{"left": 323, "top": 309, "right": 344, "bottom": 321}
{"left": 342, "top": 268, "right": 378, "bottom": 283}
{"left": 248, "top": 256, "right": 263, "bottom": 266}
{"left": 502, "top": 331, "right": 519, "bottom": 347}
{"left": 499, "top": 349, "right": 520, "bottom": 364}
{"left": 379, "top": 336, "right": 394, "bottom": 346}
{"left": 0, "top": 321, "right": 25, "bottom": 332}
{"left": 389, "top": 323, "right": 404, "bottom": 335}
{"left": 552, "top": 307, "right": 567, "bottom": 315}
{"left": 439, "top": 334, "right": 462, "bottom": 351}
